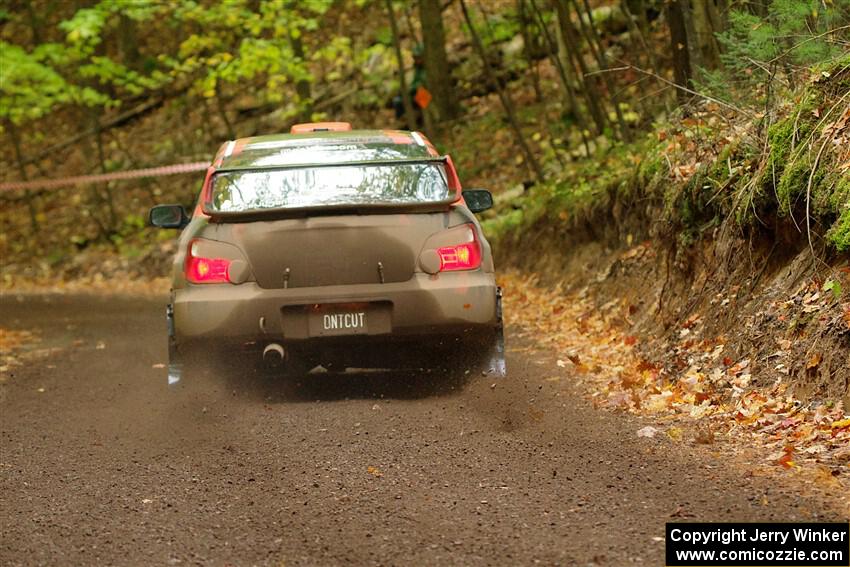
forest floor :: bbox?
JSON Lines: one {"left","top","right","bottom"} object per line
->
{"left": 501, "top": 270, "right": 850, "bottom": 509}
{"left": 1, "top": 292, "right": 847, "bottom": 566}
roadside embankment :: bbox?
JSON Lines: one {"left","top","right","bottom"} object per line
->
{"left": 488, "top": 66, "right": 849, "bottom": 495}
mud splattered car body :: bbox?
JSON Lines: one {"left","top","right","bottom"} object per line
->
{"left": 150, "top": 124, "right": 504, "bottom": 383}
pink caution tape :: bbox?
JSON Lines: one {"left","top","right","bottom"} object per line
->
{"left": 0, "top": 161, "right": 210, "bottom": 192}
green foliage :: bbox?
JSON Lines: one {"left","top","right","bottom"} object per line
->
{"left": 752, "top": 61, "right": 849, "bottom": 246}
{"left": 482, "top": 207, "right": 527, "bottom": 241}
{"left": 80, "top": 56, "right": 165, "bottom": 96}
{"left": 484, "top": 136, "right": 657, "bottom": 246}
{"left": 479, "top": 8, "right": 520, "bottom": 46}
{"left": 1, "top": 1, "right": 171, "bottom": 128}
{"left": 488, "top": 63, "right": 849, "bottom": 256}
{"left": 59, "top": 6, "right": 110, "bottom": 46}
{"left": 0, "top": 42, "right": 104, "bottom": 124}
{"left": 826, "top": 178, "right": 850, "bottom": 251}
{"left": 827, "top": 215, "right": 850, "bottom": 251}
{"left": 164, "top": 0, "right": 333, "bottom": 106}
{"left": 699, "top": 0, "right": 850, "bottom": 108}
{"left": 57, "top": 1, "right": 169, "bottom": 99}
{"left": 4, "top": 0, "right": 341, "bottom": 132}
{"left": 822, "top": 278, "right": 843, "bottom": 300}
{"left": 764, "top": 99, "right": 817, "bottom": 215}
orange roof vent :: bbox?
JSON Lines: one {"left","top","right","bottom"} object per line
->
{"left": 290, "top": 122, "right": 352, "bottom": 134}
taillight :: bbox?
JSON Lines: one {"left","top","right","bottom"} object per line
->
{"left": 437, "top": 225, "right": 482, "bottom": 271}
{"left": 186, "top": 240, "right": 231, "bottom": 284}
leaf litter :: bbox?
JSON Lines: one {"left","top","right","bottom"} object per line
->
{"left": 1, "top": 328, "right": 47, "bottom": 382}
{"left": 499, "top": 270, "right": 849, "bottom": 503}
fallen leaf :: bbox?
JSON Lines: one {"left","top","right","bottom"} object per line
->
{"left": 778, "top": 450, "right": 796, "bottom": 469}
{"left": 667, "top": 427, "right": 683, "bottom": 441}
{"left": 732, "top": 373, "right": 752, "bottom": 388}
{"left": 367, "top": 466, "right": 383, "bottom": 477}
{"left": 727, "top": 359, "right": 750, "bottom": 376}
{"left": 822, "top": 279, "right": 842, "bottom": 300}
{"left": 637, "top": 426, "right": 658, "bottom": 438}
{"left": 806, "top": 353, "right": 822, "bottom": 370}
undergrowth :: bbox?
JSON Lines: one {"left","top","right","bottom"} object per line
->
{"left": 485, "top": 61, "right": 850, "bottom": 256}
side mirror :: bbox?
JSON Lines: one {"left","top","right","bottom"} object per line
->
{"left": 462, "top": 189, "right": 493, "bottom": 213}
{"left": 149, "top": 204, "right": 189, "bottom": 229}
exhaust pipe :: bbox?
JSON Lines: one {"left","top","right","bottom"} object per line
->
{"left": 262, "top": 343, "right": 286, "bottom": 366}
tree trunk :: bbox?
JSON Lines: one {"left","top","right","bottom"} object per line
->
{"left": 418, "top": 0, "right": 458, "bottom": 121}
{"left": 386, "top": 0, "right": 416, "bottom": 131}
{"left": 80, "top": 109, "right": 112, "bottom": 239}
{"left": 459, "top": 0, "right": 544, "bottom": 182}
{"left": 215, "top": 90, "right": 236, "bottom": 139}
{"left": 6, "top": 120, "right": 39, "bottom": 233}
{"left": 291, "top": 31, "right": 313, "bottom": 117}
{"left": 574, "top": 0, "right": 630, "bottom": 141}
{"left": 529, "top": 0, "right": 585, "bottom": 132}
{"left": 91, "top": 108, "right": 118, "bottom": 232}
{"left": 666, "top": 0, "right": 693, "bottom": 107}
{"left": 23, "top": 1, "right": 42, "bottom": 44}
{"left": 689, "top": 0, "right": 723, "bottom": 70}
{"left": 518, "top": 0, "right": 544, "bottom": 102}
{"left": 403, "top": 2, "right": 420, "bottom": 45}
{"left": 199, "top": 97, "right": 216, "bottom": 145}
{"left": 620, "top": 0, "right": 662, "bottom": 77}
{"left": 111, "top": 131, "right": 161, "bottom": 205}
{"left": 117, "top": 15, "right": 142, "bottom": 71}
{"left": 528, "top": 0, "right": 590, "bottom": 155}
{"left": 552, "top": 0, "right": 608, "bottom": 135}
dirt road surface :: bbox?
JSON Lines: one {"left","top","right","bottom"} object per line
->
{"left": 1, "top": 294, "right": 845, "bottom": 566}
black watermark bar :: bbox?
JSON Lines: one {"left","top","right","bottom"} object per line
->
{"left": 666, "top": 523, "right": 850, "bottom": 566}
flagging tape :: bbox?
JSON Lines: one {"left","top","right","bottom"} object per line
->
{"left": 0, "top": 161, "right": 210, "bottom": 192}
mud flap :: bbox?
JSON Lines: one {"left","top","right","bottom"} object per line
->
{"left": 483, "top": 287, "right": 506, "bottom": 377}
{"left": 166, "top": 303, "right": 183, "bottom": 386}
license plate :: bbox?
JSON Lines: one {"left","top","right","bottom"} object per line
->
{"left": 308, "top": 305, "right": 369, "bottom": 336}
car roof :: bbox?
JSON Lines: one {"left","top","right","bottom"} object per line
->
{"left": 216, "top": 129, "right": 438, "bottom": 170}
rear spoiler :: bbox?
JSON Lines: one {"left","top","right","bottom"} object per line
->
{"left": 201, "top": 156, "right": 463, "bottom": 221}
{"left": 206, "top": 199, "right": 460, "bottom": 222}
{"left": 212, "top": 156, "right": 449, "bottom": 174}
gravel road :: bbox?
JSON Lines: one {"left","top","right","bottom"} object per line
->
{"left": 0, "top": 294, "right": 844, "bottom": 566}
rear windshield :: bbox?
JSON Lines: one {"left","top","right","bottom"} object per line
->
{"left": 208, "top": 163, "right": 450, "bottom": 213}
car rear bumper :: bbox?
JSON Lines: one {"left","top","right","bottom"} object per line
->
{"left": 172, "top": 271, "right": 498, "bottom": 343}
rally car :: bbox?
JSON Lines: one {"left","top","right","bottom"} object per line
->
{"left": 149, "top": 122, "right": 504, "bottom": 384}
